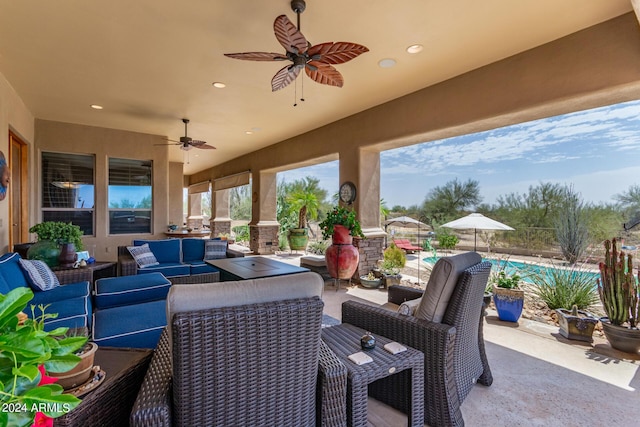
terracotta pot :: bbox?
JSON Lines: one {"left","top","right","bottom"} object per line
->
{"left": 325, "top": 225, "right": 360, "bottom": 280}
{"left": 49, "top": 342, "right": 98, "bottom": 390}
{"left": 58, "top": 243, "right": 77, "bottom": 268}
{"left": 601, "top": 318, "right": 640, "bottom": 354}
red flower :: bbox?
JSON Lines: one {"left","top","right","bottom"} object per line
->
{"left": 37, "top": 365, "right": 58, "bottom": 386}
{"left": 32, "top": 412, "right": 53, "bottom": 427}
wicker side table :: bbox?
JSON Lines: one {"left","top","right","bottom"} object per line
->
{"left": 55, "top": 347, "right": 152, "bottom": 427}
{"left": 321, "top": 323, "right": 424, "bottom": 427}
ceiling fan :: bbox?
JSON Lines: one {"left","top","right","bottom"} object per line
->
{"left": 158, "top": 119, "right": 216, "bottom": 151}
{"left": 224, "top": 0, "right": 369, "bottom": 92}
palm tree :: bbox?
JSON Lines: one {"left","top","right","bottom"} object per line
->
{"left": 288, "top": 190, "right": 319, "bottom": 229}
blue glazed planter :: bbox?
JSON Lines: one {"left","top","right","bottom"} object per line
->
{"left": 493, "top": 287, "right": 524, "bottom": 322}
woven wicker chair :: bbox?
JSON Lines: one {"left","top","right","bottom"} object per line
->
{"left": 130, "top": 273, "right": 347, "bottom": 427}
{"left": 341, "top": 256, "right": 493, "bottom": 427}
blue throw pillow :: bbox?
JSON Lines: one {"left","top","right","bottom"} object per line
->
{"left": 127, "top": 243, "right": 160, "bottom": 268}
{"left": 18, "top": 259, "right": 60, "bottom": 291}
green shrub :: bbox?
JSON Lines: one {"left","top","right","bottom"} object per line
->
{"left": 383, "top": 243, "right": 406, "bottom": 268}
{"left": 492, "top": 271, "right": 521, "bottom": 289}
{"left": 438, "top": 232, "right": 458, "bottom": 250}
{"left": 232, "top": 225, "right": 249, "bottom": 242}
{"left": 529, "top": 262, "right": 599, "bottom": 310}
{"left": 307, "top": 240, "right": 329, "bottom": 255}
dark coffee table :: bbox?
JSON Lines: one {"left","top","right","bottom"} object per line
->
{"left": 206, "top": 256, "right": 310, "bottom": 281}
{"left": 54, "top": 347, "right": 152, "bottom": 427}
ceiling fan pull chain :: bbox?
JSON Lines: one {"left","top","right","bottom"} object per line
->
{"left": 294, "top": 78, "right": 298, "bottom": 106}
{"left": 300, "top": 74, "right": 305, "bottom": 102}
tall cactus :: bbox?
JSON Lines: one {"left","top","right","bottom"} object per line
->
{"left": 597, "top": 238, "right": 640, "bottom": 327}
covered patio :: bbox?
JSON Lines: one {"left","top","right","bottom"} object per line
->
{"left": 1, "top": 1, "right": 640, "bottom": 425}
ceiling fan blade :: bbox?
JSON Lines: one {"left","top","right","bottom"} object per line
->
{"left": 305, "top": 62, "right": 344, "bottom": 87}
{"left": 274, "top": 15, "right": 308, "bottom": 54}
{"left": 271, "top": 65, "right": 301, "bottom": 91}
{"left": 224, "top": 52, "right": 288, "bottom": 61}
{"left": 308, "top": 42, "right": 369, "bottom": 65}
{"left": 190, "top": 140, "right": 216, "bottom": 149}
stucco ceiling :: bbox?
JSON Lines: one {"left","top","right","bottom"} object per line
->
{"left": 0, "top": 0, "right": 632, "bottom": 175}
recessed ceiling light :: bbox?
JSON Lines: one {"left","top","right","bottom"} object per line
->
{"left": 212, "top": 82, "right": 226, "bottom": 88}
{"left": 90, "top": 104, "right": 103, "bottom": 110}
{"left": 245, "top": 131, "right": 253, "bottom": 135}
{"left": 378, "top": 58, "right": 397, "bottom": 68}
{"left": 406, "top": 44, "right": 423, "bottom": 54}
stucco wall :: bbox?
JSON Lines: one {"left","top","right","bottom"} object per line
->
{"left": 35, "top": 120, "right": 181, "bottom": 261}
{"left": 0, "top": 72, "right": 35, "bottom": 253}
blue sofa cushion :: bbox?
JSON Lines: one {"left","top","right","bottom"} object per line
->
{"left": 189, "top": 261, "right": 220, "bottom": 276}
{"left": 30, "top": 281, "right": 91, "bottom": 331}
{"left": 0, "top": 273, "right": 10, "bottom": 294}
{"left": 181, "top": 238, "right": 205, "bottom": 262}
{"left": 94, "top": 273, "right": 171, "bottom": 309}
{"left": 136, "top": 263, "right": 190, "bottom": 278}
{"left": 92, "top": 299, "right": 166, "bottom": 348}
{"left": 204, "top": 239, "right": 228, "bottom": 260}
{"left": 0, "top": 253, "right": 29, "bottom": 290}
{"left": 133, "top": 239, "right": 181, "bottom": 264}
{"left": 127, "top": 243, "right": 159, "bottom": 269}
{"left": 18, "top": 259, "right": 60, "bottom": 291}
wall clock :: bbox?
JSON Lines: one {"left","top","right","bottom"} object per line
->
{"left": 339, "top": 181, "right": 356, "bottom": 204}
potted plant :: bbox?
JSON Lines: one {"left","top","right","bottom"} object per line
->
{"left": 0, "top": 287, "right": 86, "bottom": 426}
{"left": 286, "top": 190, "right": 319, "bottom": 251}
{"left": 48, "top": 328, "right": 99, "bottom": 390}
{"left": 319, "top": 206, "right": 364, "bottom": 280}
{"left": 374, "top": 243, "right": 405, "bottom": 288}
{"left": 556, "top": 305, "right": 599, "bottom": 343}
{"left": 27, "top": 221, "right": 84, "bottom": 267}
{"left": 359, "top": 271, "right": 382, "bottom": 288}
{"left": 597, "top": 238, "right": 640, "bottom": 354}
{"left": 492, "top": 270, "right": 525, "bottom": 322}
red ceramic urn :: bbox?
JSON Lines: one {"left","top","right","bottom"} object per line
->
{"left": 325, "top": 224, "right": 360, "bottom": 280}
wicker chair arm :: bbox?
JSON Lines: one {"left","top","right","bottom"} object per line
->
{"left": 387, "top": 285, "right": 424, "bottom": 305}
{"left": 130, "top": 329, "right": 173, "bottom": 427}
{"left": 317, "top": 340, "right": 347, "bottom": 427}
{"left": 117, "top": 247, "right": 137, "bottom": 276}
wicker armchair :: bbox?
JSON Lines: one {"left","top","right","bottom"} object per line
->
{"left": 130, "top": 272, "right": 347, "bottom": 427}
{"left": 342, "top": 255, "right": 493, "bottom": 427}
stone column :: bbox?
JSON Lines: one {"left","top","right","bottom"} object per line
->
{"left": 249, "top": 171, "right": 279, "bottom": 254}
{"left": 210, "top": 188, "right": 231, "bottom": 237}
{"left": 339, "top": 147, "right": 386, "bottom": 278}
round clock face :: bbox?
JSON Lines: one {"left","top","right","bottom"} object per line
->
{"left": 339, "top": 182, "right": 356, "bottom": 204}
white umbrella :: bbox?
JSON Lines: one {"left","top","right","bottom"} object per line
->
{"left": 441, "top": 213, "right": 514, "bottom": 251}
{"left": 384, "top": 216, "right": 430, "bottom": 282}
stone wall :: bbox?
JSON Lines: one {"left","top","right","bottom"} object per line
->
{"left": 354, "top": 235, "right": 385, "bottom": 280}
{"left": 210, "top": 220, "right": 231, "bottom": 237}
{"left": 250, "top": 224, "right": 279, "bottom": 254}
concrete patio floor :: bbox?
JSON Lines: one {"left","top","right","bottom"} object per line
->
{"left": 267, "top": 252, "right": 640, "bottom": 426}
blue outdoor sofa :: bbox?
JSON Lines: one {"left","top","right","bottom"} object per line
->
{"left": 117, "top": 237, "right": 245, "bottom": 284}
{"left": 0, "top": 252, "right": 91, "bottom": 331}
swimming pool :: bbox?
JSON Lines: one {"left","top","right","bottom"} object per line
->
{"left": 421, "top": 257, "right": 600, "bottom": 284}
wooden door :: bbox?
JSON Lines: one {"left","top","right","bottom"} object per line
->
{"left": 9, "top": 131, "right": 28, "bottom": 249}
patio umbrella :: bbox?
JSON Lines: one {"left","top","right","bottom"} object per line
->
{"left": 384, "top": 216, "right": 430, "bottom": 281}
{"left": 441, "top": 213, "right": 514, "bottom": 251}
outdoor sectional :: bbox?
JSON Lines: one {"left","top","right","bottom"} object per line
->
{"left": 118, "top": 237, "right": 245, "bottom": 284}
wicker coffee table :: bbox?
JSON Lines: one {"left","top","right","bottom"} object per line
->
{"left": 54, "top": 347, "right": 152, "bottom": 426}
{"left": 321, "top": 323, "right": 424, "bottom": 427}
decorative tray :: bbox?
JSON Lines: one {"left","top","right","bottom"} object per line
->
{"left": 64, "top": 366, "right": 106, "bottom": 398}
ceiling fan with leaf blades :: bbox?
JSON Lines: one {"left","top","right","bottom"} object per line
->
{"left": 157, "top": 119, "right": 216, "bottom": 151}
{"left": 224, "top": 0, "right": 369, "bottom": 92}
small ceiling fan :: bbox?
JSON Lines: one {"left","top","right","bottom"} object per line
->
{"left": 224, "top": 0, "right": 368, "bottom": 92}
{"left": 158, "top": 119, "right": 216, "bottom": 151}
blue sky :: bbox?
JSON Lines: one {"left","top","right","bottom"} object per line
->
{"left": 278, "top": 100, "right": 640, "bottom": 208}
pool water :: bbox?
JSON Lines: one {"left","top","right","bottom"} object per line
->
{"left": 421, "top": 257, "right": 600, "bottom": 284}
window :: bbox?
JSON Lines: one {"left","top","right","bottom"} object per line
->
{"left": 108, "top": 158, "right": 152, "bottom": 234}
{"left": 41, "top": 152, "right": 95, "bottom": 235}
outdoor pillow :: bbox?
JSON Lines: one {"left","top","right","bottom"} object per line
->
{"left": 397, "top": 297, "right": 422, "bottom": 316}
{"left": 415, "top": 251, "right": 481, "bottom": 323}
{"left": 18, "top": 259, "right": 60, "bottom": 291}
{"left": 204, "top": 239, "right": 228, "bottom": 260}
{"left": 127, "top": 243, "right": 160, "bottom": 268}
